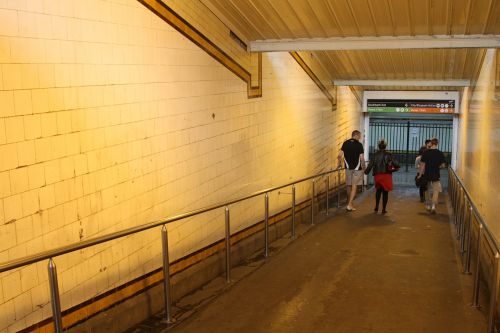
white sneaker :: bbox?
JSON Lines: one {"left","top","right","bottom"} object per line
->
{"left": 426, "top": 205, "right": 431, "bottom": 211}
{"left": 431, "top": 205, "right": 436, "bottom": 214}
{"left": 346, "top": 206, "right": 357, "bottom": 212}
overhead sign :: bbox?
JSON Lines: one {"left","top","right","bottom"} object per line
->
{"left": 366, "top": 99, "right": 456, "bottom": 114}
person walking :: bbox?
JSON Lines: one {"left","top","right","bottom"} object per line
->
{"left": 417, "top": 138, "right": 446, "bottom": 214}
{"left": 338, "top": 130, "right": 365, "bottom": 212}
{"left": 415, "top": 145, "right": 428, "bottom": 202}
{"left": 365, "top": 140, "right": 399, "bottom": 214}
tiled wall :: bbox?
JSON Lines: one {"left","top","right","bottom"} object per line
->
{"left": 457, "top": 48, "right": 500, "bottom": 238}
{"left": 0, "top": 0, "right": 361, "bottom": 331}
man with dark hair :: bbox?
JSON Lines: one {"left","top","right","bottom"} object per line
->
{"left": 418, "top": 138, "right": 446, "bottom": 214}
{"left": 425, "top": 139, "right": 432, "bottom": 149}
{"left": 338, "top": 130, "right": 365, "bottom": 211}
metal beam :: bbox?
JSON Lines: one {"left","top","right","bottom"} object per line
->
{"left": 332, "top": 79, "right": 471, "bottom": 87}
{"left": 250, "top": 34, "right": 500, "bottom": 52}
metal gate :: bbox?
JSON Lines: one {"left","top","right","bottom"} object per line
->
{"left": 368, "top": 120, "right": 453, "bottom": 171}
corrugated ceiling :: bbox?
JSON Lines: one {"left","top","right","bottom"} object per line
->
{"left": 200, "top": 0, "right": 498, "bottom": 90}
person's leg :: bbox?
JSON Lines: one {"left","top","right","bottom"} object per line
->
{"left": 419, "top": 186, "right": 425, "bottom": 202}
{"left": 348, "top": 185, "right": 357, "bottom": 208}
{"left": 345, "top": 170, "right": 352, "bottom": 207}
{"left": 375, "top": 188, "right": 382, "bottom": 211}
{"left": 382, "top": 190, "right": 389, "bottom": 213}
{"left": 425, "top": 182, "right": 432, "bottom": 210}
{"left": 431, "top": 181, "right": 441, "bottom": 213}
{"left": 347, "top": 170, "right": 362, "bottom": 210}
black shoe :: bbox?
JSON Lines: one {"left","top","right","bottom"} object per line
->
{"left": 374, "top": 207, "right": 379, "bottom": 213}
{"left": 382, "top": 210, "right": 387, "bottom": 214}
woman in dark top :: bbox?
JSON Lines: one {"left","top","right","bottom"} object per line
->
{"left": 365, "top": 140, "right": 400, "bottom": 214}
{"left": 415, "top": 145, "right": 428, "bottom": 202}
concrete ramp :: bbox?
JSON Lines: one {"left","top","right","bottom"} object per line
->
{"left": 149, "top": 188, "right": 486, "bottom": 333}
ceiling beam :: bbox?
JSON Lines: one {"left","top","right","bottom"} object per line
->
{"left": 250, "top": 34, "right": 500, "bottom": 52}
{"left": 332, "top": 79, "right": 471, "bottom": 87}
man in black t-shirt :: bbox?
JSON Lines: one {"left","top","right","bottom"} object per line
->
{"left": 338, "top": 130, "right": 365, "bottom": 211}
{"left": 418, "top": 138, "right": 446, "bottom": 214}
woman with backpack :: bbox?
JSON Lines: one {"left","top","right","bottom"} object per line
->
{"left": 365, "top": 140, "right": 400, "bottom": 214}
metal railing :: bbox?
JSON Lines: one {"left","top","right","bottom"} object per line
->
{"left": 369, "top": 120, "right": 453, "bottom": 171}
{"left": 0, "top": 167, "right": 348, "bottom": 332}
{"left": 448, "top": 167, "right": 500, "bottom": 333}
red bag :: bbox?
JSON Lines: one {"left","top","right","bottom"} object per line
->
{"left": 386, "top": 159, "right": 399, "bottom": 173}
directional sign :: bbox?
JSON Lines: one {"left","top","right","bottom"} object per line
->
{"left": 367, "top": 99, "right": 456, "bottom": 114}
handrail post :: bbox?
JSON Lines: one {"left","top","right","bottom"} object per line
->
{"left": 472, "top": 224, "right": 483, "bottom": 307}
{"left": 460, "top": 197, "right": 468, "bottom": 254}
{"left": 454, "top": 184, "right": 459, "bottom": 227}
{"left": 337, "top": 170, "right": 341, "bottom": 208}
{"left": 450, "top": 168, "right": 454, "bottom": 204}
{"left": 453, "top": 175, "right": 457, "bottom": 207}
{"left": 464, "top": 207, "right": 474, "bottom": 274}
{"left": 457, "top": 193, "right": 464, "bottom": 239}
{"left": 488, "top": 252, "right": 500, "bottom": 333}
{"left": 452, "top": 181, "right": 456, "bottom": 225}
{"left": 291, "top": 185, "right": 296, "bottom": 239}
{"left": 326, "top": 175, "right": 330, "bottom": 215}
{"left": 457, "top": 188, "right": 462, "bottom": 228}
{"left": 225, "top": 206, "right": 231, "bottom": 283}
{"left": 264, "top": 193, "right": 269, "bottom": 258}
{"left": 48, "top": 259, "right": 63, "bottom": 333}
{"left": 450, "top": 173, "right": 454, "bottom": 206}
{"left": 311, "top": 179, "right": 315, "bottom": 225}
{"left": 161, "top": 225, "right": 173, "bottom": 323}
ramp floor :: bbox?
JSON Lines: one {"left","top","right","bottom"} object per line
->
{"left": 165, "top": 187, "right": 486, "bottom": 333}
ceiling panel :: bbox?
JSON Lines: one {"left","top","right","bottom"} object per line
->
{"left": 367, "top": 0, "right": 395, "bottom": 35}
{"left": 266, "top": 0, "right": 306, "bottom": 38}
{"left": 449, "top": 0, "right": 469, "bottom": 35}
{"left": 199, "top": 0, "right": 495, "bottom": 90}
{"left": 385, "top": 0, "right": 413, "bottom": 35}
{"left": 286, "top": 0, "right": 327, "bottom": 37}
{"left": 467, "top": 0, "right": 495, "bottom": 34}
{"left": 431, "top": 0, "right": 452, "bottom": 34}
{"left": 252, "top": 0, "right": 296, "bottom": 38}
{"left": 327, "top": 0, "right": 362, "bottom": 36}
{"left": 307, "top": 1, "right": 344, "bottom": 37}
{"left": 409, "top": 0, "right": 430, "bottom": 35}
{"left": 485, "top": 0, "right": 500, "bottom": 34}
{"left": 344, "top": 0, "right": 377, "bottom": 36}
{"left": 203, "top": 0, "right": 498, "bottom": 39}
{"left": 210, "top": 0, "right": 263, "bottom": 40}
{"left": 318, "top": 49, "right": 486, "bottom": 81}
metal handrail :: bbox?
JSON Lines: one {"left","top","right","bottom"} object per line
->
{"left": 0, "top": 166, "right": 348, "bottom": 332}
{"left": 448, "top": 167, "right": 498, "bottom": 333}
{"left": 448, "top": 167, "right": 499, "bottom": 252}
{"left": 0, "top": 167, "right": 344, "bottom": 274}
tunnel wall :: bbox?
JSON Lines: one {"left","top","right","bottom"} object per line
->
{"left": 0, "top": 1, "right": 360, "bottom": 331}
{"left": 457, "top": 48, "right": 500, "bottom": 239}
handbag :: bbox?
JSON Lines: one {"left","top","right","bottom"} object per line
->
{"left": 386, "top": 155, "right": 399, "bottom": 173}
{"left": 415, "top": 174, "right": 428, "bottom": 188}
